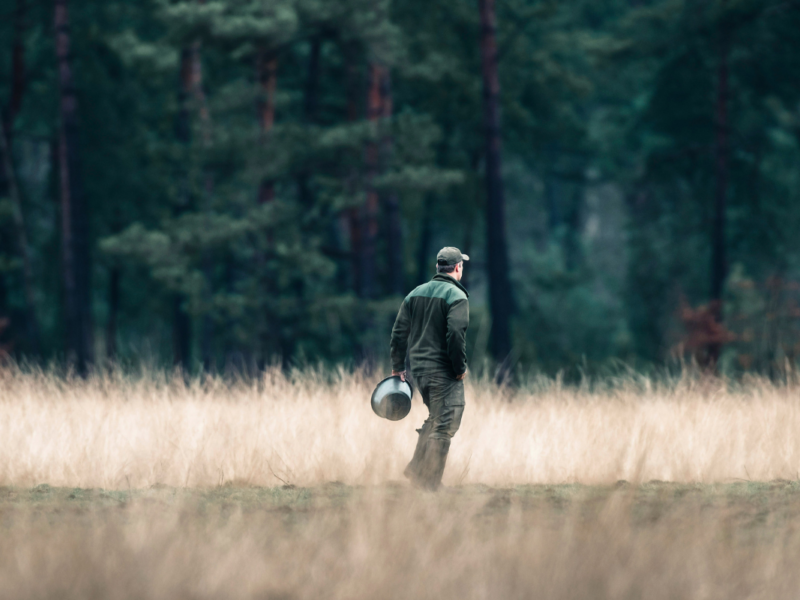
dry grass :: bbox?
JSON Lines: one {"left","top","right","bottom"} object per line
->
{"left": 2, "top": 482, "right": 800, "bottom": 599}
{"left": 3, "top": 366, "right": 800, "bottom": 598}
{"left": 0, "top": 366, "right": 799, "bottom": 487}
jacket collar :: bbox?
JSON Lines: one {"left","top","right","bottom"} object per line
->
{"left": 432, "top": 273, "right": 469, "bottom": 298}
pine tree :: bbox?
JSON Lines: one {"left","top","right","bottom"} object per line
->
{"left": 55, "top": 0, "right": 93, "bottom": 373}
{"left": 478, "top": 0, "right": 512, "bottom": 369}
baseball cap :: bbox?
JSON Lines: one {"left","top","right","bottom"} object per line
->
{"left": 436, "top": 247, "right": 470, "bottom": 266}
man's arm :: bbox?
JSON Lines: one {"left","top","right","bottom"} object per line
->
{"left": 446, "top": 299, "right": 469, "bottom": 377}
{"left": 390, "top": 300, "right": 411, "bottom": 376}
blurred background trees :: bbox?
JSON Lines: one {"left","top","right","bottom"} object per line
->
{"left": 0, "top": 0, "right": 799, "bottom": 377}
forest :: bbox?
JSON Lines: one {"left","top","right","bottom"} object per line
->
{"left": 1, "top": 0, "right": 799, "bottom": 376}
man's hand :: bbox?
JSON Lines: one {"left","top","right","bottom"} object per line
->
{"left": 456, "top": 371, "right": 467, "bottom": 381}
{"left": 392, "top": 370, "right": 406, "bottom": 382}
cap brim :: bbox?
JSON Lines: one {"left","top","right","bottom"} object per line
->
{"left": 461, "top": 254, "right": 470, "bottom": 261}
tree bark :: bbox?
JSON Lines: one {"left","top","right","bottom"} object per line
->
{"left": 478, "top": 0, "right": 513, "bottom": 369}
{"left": 358, "top": 63, "right": 385, "bottom": 299}
{"left": 709, "top": 6, "right": 730, "bottom": 366}
{"left": 56, "top": 0, "right": 93, "bottom": 373}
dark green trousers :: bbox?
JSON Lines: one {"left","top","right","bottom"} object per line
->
{"left": 405, "top": 373, "right": 465, "bottom": 486}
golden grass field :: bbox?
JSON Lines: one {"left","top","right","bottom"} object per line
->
{"left": 2, "top": 366, "right": 800, "bottom": 598}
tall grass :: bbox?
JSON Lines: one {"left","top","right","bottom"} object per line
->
{"left": 1, "top": 365, "right": 799, "bottom": 487}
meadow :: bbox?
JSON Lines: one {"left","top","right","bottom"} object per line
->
{"left": 2, "top": 366, "right": 800, "bottom": 598}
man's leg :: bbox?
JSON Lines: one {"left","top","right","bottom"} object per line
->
{"left": 416, "top": 376, "right": 465, "bottom": 491}
{"left": 404, "top": 419, "right": 432, "bottom": 482}
{"left": 404, "top": 376, "right": 432, "bottom": 483}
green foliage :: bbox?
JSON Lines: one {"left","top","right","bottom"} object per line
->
{"left": 1, "top": 0, "right": 800, "bottom": 373}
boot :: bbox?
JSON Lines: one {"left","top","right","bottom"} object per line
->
{"left": 418, "top": 438, "right": 450, "bottom": 491}
{"left": 404, "top": 426, "right": 430, "bottom": 484}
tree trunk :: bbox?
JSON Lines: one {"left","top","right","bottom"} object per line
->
{"left": 172, "top": 294, "right": 191, "bottom": 369}
{"left": 563, "top": 184, "right": 583, "bottom": 272}
{"left": 345, "top": 50, "right": 362, "bottom": 294}
{"left": 192, "top": 42, "right": 213, "bottom": 372}
{"left": 709, "top": 7, "right": 730, "bottom": 366}
{"left": 254, "top": 48, "right": 281, "bottom": 366}
{"left": 543, "top": 144, "right": 561, "bottom": 251}
{"left": 257, "top": 50, "right": 277, "bottom": 205}
{"left": 174, "top": 31, "right": 216, "bottom": 371}
{"left": 56, "top": 0, "right": 93, "bottom": 374}
{"left": 10, "top": 0, "right": 26, "bottom": 124}
{"left": 200, "top": 255, "right": 213, "bottom": 372}
{"left": 359, "top": 196, "right": 379, "bottom": 298}
{"left": 359, "top": 63, "right": 384, "bottom": 299}
{"left": 545, "top": 176, "right": 560, "bottom": 233}
{"left": 478, "top": 0, "right": 513, "bottom": 369}
{"left": 172, "top": 46, "right": 195, "bottom": 369}
{"left": 460, "top": 151, "right": 482, "bottom": 289}
{"left": 297, "top": 37, "right": 321, "bottom": 210}
{"left": 384, "top": 190, "right": 404, "bottom": 295}
{"left": 106, "top": 265, "right": 119, "bottom": 362}
{"left": 104, "top": 207, "right": 123, "bottom": 362}
{"left": 1, "top": 0, "right": 40, "bottom": 355}
{"left": 460, "top": 208, "right": 476, "bottom": 290}
{"left": 304, "top": 37, "right": 321, "bottom": 122}
{"left": 378, "top": 68, "right": 405, "bottom": 296}
{"left": 415, "top": 196, "right": 434, "bottom": 286}
{"left": 0, "top": 116, "right": 40, "bottom": 354}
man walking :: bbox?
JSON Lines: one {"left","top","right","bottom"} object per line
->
{"left": 390, "top": 247, "right": 470, "bottom": 491}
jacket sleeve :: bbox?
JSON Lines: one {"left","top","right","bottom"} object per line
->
{"left": 390, "top": 300, "right": 411, "bottom": 372}
{"left": 446, "top": 299, "right": 469, "bottom": 375}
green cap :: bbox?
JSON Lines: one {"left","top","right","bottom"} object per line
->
{"left": 436, "top": 247, "right": 470, "bottom": 266}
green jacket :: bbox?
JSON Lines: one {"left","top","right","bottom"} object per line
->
{"left": 390, "top": 274, "right": 470, "bottom": 377}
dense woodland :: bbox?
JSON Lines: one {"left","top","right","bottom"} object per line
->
{"left": 1, "top": 0, "right": 800, "bottom": 376}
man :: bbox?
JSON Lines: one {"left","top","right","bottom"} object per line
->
{"left": 389, "top": 247, "right": 470, "bottom": 491}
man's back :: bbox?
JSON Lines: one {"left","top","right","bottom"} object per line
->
{"left": 390, "top": 273, "right": 470, "bottom": 377}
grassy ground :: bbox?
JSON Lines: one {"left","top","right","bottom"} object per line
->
{"left": 2, "top": 481, "right": 800, "bottom": 599}
{"left": 4, "top": 367, "right": 800, "bottom": 597}
{"left": 5, "top": 479, "right": 800, "bottom": 519}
